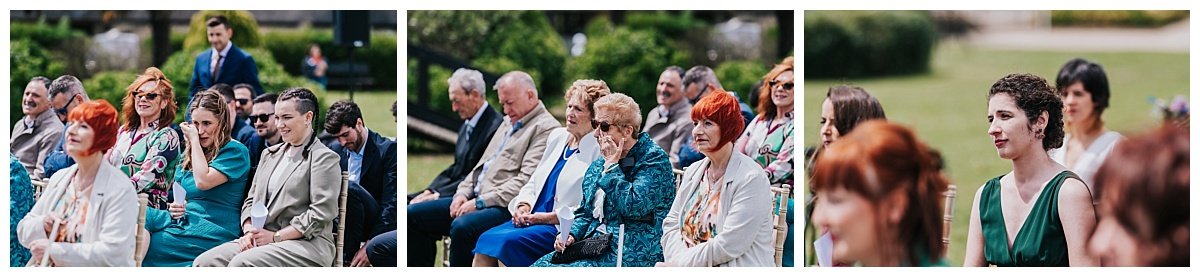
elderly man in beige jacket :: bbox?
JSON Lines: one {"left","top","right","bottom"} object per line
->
{"left": 11, "top": 76, "right": 64, "bottom": 180}
{"left": 408, "top": 71, "right": 560, "bottom": 267}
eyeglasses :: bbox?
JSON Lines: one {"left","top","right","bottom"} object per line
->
{"left": 250, "top": 113, "right": 274, "bottom": 123}
{"left": 55, "top": 94, "right": 78, "bottom": 116}
{"left": 235, "top": 98, "right": 251, "bottom": 105}
{"left": 594, "top": 120, "right": 622, "bottom": 132}
{"left": 769, "top": 80, "right": 794, "bottom": 91}
{"left": 134, "top": 91, "right": 161, "bottom": 101}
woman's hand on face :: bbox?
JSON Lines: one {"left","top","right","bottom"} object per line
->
{"left": 179, "top": 122, "right": 199, "bottom": 145}
{"left": 554, "top": 235, "right": 575, "bottom": 253}
{"left": 599, "top": 132, "right": 625, "bottom": 166}
{"left": 168, "top": 202, "right": 186, "bottom": 219}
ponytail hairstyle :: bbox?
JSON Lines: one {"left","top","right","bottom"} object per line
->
{"left": 182, "top": 90, "right": 232, "bottom": 170}
{"left": 811, "top": 120, "right": 949, "bottom": 265}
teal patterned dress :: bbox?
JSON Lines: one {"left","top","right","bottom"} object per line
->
{"left": 142, "top": 141, "right": 249, "bottom": 267}
{"left": 109, "top": 125, "right": 180, "bottom": 210}
{"left": 531, "top": 133, "right": 675, "bottom": 267}
{"left": 10, "top": 154, "right": 34, "bottom": 266}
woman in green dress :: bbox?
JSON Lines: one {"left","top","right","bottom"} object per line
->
{"left": 107, "top": 67, "right": 180, "bottom": 210}
{"left": 811, "top": 121, "right": 949, "bottom": 266}
{"left": 141, "top": 90, "right": 250, "bottom": 266}
{"left": 964, "top": 73, "right": 1099, "bottom": 267}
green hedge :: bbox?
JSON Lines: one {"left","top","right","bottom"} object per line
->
{"left": 715, "top": 60, "right": 770, "bottom": 103}
{"left": 1052, "top": 10, "right": 1189, "bottom": 28}
{"left": 10, "top": 39, "right": 68, "bottom": 127}
{"left": 567, "top": 21, "right": 688, "bottom": 117}
{"left": 262, "top": 29, "right": 398, "bottom": 90}
{"left": 805, "top": 11, "right": 937, "bottom": 78}
{"left": 82, "top": 71, "right": 137, "bottom": 116}
{"left": 181, "top": 10, "right": 264, "bottom": 52}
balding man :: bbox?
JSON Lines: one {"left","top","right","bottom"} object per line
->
{"left": 42, "top": 75, "right": 91, "bottom": 178}
{"left": 408, "top": 71, "right": 560, "bottom": 267}
{"left": 643, "top": 66, "right": 693, "bottom": 169}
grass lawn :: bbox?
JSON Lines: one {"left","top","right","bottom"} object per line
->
{"left": 326, "top": 90, "right": 398, "bottom": 138}
{"left": 407, "top": 154, "right": 455, "bottom": 266}
{"left": 803, "top": 46, "right": 1189, "bottom": 266}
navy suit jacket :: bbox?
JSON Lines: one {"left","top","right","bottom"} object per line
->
{"left": 188, "top": 44, "right": 264, "bottom": 96}
{"left": 329, "top": 130, "right": 397, "bottom": 236}
{"left": 413, "top": 105, "right": 503, "bottom": 200}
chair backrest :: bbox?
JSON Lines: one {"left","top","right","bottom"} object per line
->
{"left": 31, "top": 179, "right": 47, "bottom": 200}
{"left": 441, "top": 237, "right": 451, "bottom": 267}
{"left": 334, "top": 171, "right": 349, "bottom": 267}
{"left": 942, "top": 184, "right": 958, "bottom": 253}
{"left": 770, "top": 184, "right": 792, "bottom": 267}
{"left": 672, "top": 168, "right": 686, "bottom": 190}
{"left": 134, "top": 193, "right": 150, "bottom": 266}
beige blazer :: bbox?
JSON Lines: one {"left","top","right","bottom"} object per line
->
{"left": 643, "top": 100, "right": 693, "bottom": 169}
{"left": 11, "top": 109, "right": 65, "bottom": 179}
{"left": 18, "top": 162, "right": 138, "bottom": 267}
{"left": 661, "top": 152, "right": 774, "bottom": 267}
{"left": 241, "top": 137, "right": 341, "bottom": 264}
{"left": 456, "top": 103, "right": 560, "bottom": 208}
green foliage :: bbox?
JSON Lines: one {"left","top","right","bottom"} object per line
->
{"left": 805, "top": 11, "right": 937, "bottom": 78}
{"left": 262, "top": 29, "right": 398, "bottom": 90}
{"left": 407, "top": 11, "right": 522, "bottom": 61}
{"left": 157, "top": 47, "right": 325, "bottom": 124}
{"left": 82, "top": 70, "right": 137, "bottom": 116}
{"left": 1052, "top": 10, "right": 1189, "bottom": 28}
{"left": 9, "top": 39, "right": 67, "bottom": 127}
{"left": 624, "top": 11, "right": 708, "bottom": 39}
{"left": 568, "top": 23, "right": 688, "bottom": 116}
{"left": 715, "top": 60, "right": 770, "bottom": 101}
{"left": 9, "top": 16, "right": 86, "bottom": 49}
{"left": 475, "top": 11, "right": 568, "bottom": 100}
{"left": 182, "top": 10, "right": 264, "bottom": 52}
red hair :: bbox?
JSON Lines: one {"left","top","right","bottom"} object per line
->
{"left": 690, "top": 85, "right": 745, "bottom": 149}
{"left": 757, "top": 56, "right": 794, "bottom": 116}
{"left": 68, "top": 100, "right": 120, "bottom": 156}
{"left": 121, "top": 67, "right": 177, "bottom": 130}
{"left": 811, "top": 120, "right": 948, "bottom": 264}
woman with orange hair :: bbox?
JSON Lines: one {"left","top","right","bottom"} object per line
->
{"left": 736, "top": 56, "right": 795, "bottom": 266}
{"left": 810, "top": 121, "right": 949, "bottom": 266}
{"left": 107, "top": 67, "right": 181, "bottom": 210}
{"left": 18, "top": 100, "right": 138, "bottom": 266}
{"left": 660, "top": 88, "right": 774, "bottom": 267}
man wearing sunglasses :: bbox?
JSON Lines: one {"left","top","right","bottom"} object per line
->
{"left": 41, "top": 75, "right": 90, "bottom": 179}
{"left": 232, "top": 83, "right": 256, "bottom": 126}
{"left": 11, "top": 76, "right": 62, "bottom": 180}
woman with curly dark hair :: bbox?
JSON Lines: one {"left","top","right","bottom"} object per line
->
{"left": 963, "top": 73, "right": 1098, "bottom": 267}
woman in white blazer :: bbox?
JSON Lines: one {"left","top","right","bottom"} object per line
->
{"left": 472, "top": 80, "right": 609, "bottom": 267}
{"left": 19, "top": 100, "right": 137, "bottom": 267}
{"left": 660, "top": 89, "right": 774, "bottom": 267}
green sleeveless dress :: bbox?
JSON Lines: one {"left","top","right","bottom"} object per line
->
{"left": 979, "top": 171, "right": 1080, "bottom": 267}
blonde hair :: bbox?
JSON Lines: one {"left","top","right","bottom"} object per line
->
{"left": 564, "top": 79, "right": 612, "bottom": 119}
{"left": 181, "top": 90, "right": 232, "bottom": 170}
{"left": 593, "top": 93, "right": 642, "bottom": 137}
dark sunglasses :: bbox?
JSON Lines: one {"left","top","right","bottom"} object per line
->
{"left": 55, "top": 94, "right": 78, "bottom": 116}
{"left": 769, "top": 80, "right": 794, "bottom": 90}
{"left": 235, "top": 98, "right": 251, "bottom": 105}
{"left": 250, "top": 113, "right": 274, "bottom": 123}
{"left": 593, "top": 120, "right": 622, "bottom": 132}
{"left": 134, "top": 91, "right": 162, "bottom": 101}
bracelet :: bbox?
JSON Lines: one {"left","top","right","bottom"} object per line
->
{"left": 273, "top": 232, "right": 282, "bottom": 243}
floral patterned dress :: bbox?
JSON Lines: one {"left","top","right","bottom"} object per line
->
{"left": 107, "top": 124, "right": 180, "bottom": 209}
{"left": 735, "top": 112, "right": 795, "bottom": 266}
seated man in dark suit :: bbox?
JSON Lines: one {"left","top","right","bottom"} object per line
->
{"left": 409, "top": 68, "right": 502, "bottom": 204}
{"left": 325, "top": 100, "right": 398, "bottom": 267}
{"left": 187, "top": 15, "right": 262, "bottom": 119}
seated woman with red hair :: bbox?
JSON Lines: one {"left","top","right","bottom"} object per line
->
{"left": 18, "top": 100, "right": 138, "bottom": 266}
{"left": 660, "top": 88, "right": 774, "bottom": 267}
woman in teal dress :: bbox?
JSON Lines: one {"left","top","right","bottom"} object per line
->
{"left": 142, "top": 90, "right": 249, "bottom": 267}
{"left": 964, "top": 73, "right": 1098, "bottom": 267}
{"left": 108, "top": 67, "right": 181, "bottom": 210}
{"left": 531, "top": 93, "right": 675, "bottom": 267}
{"left": 10, "top": 154, "right": 35, "bottom": 266}
{"left": 810, "top": 121, "right": 949, "bottom": 267}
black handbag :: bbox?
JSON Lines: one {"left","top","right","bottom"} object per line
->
{"left": 549, "top": 232, "right": 613, "bottom": 264}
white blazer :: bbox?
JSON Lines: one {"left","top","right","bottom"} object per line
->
{"left": 18, "top": 162, "right": 138, "bottom": 267}
{"left": 507, "top": 128, "right": 601, "bottom": 216}
{"left": 661, "top": 152, "right": 774, "bottom": 267}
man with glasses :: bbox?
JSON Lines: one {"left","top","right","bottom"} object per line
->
{"left": 11, "top": 76, "right": 62, "bottom": 180}
{"left": 240, "top": 93, "right": 280, "bottom": 199}
{"left": 324, "top": 100, "right": 397, "bottom": 266}
{"left": 42, "top": 75, "right": 90, "bottom": 179}
{"left": 232, "top": 83, "right": 256, "bottom": 126}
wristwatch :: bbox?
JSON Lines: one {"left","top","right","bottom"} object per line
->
{"left": 273, "top": 232, "right": 282, "bottom": 243}
{"left": 475, "top": 198, "right": 485, "bottom": 210}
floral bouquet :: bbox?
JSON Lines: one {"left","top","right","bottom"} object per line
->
{"left": 1148, "top": 95, "right": 1189, "bottom": 128}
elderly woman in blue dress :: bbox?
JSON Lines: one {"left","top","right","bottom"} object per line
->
{"left": 472, "top": 79, "right": 610, "bottom": 267}
{"left": 530, "top": 93, "right": 675, "bottom": 267}
{"left": 660, "top": 88, "right": 774, "bottom": 267}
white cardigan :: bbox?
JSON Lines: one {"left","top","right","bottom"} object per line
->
{"left": 507, "top": 128, "right": 601, "bottom": 216}
{"left": 661, "top": 152, "right": 774, "bottom": 267}
{"left": 18, "top": 162, "right": 138, "bottom": 267}
{"left": 1049, "top": 131, "right": 1123, "bottom": 191}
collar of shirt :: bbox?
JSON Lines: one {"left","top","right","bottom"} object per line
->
{"left": 212, "top": 42, "right": 234, "bottom": 62}
{"left": 466, "top": 102, "right": 488, "bottom": 129}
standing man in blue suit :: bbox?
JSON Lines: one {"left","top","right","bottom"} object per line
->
{"left": 188, "top": 15, "right": 263, "bottom": 108}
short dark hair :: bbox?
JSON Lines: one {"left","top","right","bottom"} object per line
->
{"left": 987, "top": 73, "right": 1064, "bottom": 150}
{"left": 206, "top": 15, "right": 230, "bottom": 29}
{"left": 324, "top": 100, "right": 363, "bottom": 134}
{"left": 48, "top": 75, "right": 85, "bottom": 98}
{"left": 391, "top": 100, "right": 397, "bottom": 118}
{"left": 826, "top": 85, "right": 887, "bottom": 136}
{"left": 682, "top": 66, "right": 721, "bottom": 92}
{"left": 1055, "top": 58, "right": 1110, "bottom": 116}
{"left": 278, "top": 87, "right": 318, "bottom": 116}
{"left": 253, "top": 93, "right": 278, "bottom": 105}
{"left": 30, "top": 76, "right": 51, "bottom": 90}
{"left": 232, "top": 83, "right": 257, "bottom": 96}
{"left": 663, "top": 66, "right": 685, "bottom": 79}
{"left": 209, "top": 83, "right": 235, "bottom": 103}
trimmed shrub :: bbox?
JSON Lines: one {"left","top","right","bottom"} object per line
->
{"left": 9, "top": 39, "right": 67, "bottom": 127}
{"left": 715, "top": 60, "right": 770, "bottom": 102}
{"left": 1052, "top": 10, "right": 1189, "bottom": 28}
{"left": 568, "top": 24, "right": 689, "bottom": 116}
{"left": 181, "top": 10, "right": 264, "bottom": 52}
{"left": 474, "top": 11, "right": 568, "bottom": 101}
{"left": 261, "top": 29, "right": 398, "bottom": 90}
{"left": 82, "top": 70, "right": 137, "bottom": 118}
{"left": 805, "top": 11, "right": 937, "bottom": 78}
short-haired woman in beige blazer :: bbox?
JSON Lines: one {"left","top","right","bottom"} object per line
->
{"left": 194, "top": 88, "right": 341, "bottom": 267}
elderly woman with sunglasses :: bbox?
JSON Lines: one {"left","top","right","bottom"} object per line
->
{"left": 106, "top": 67, "right": 182, "bottom": 210}
{"left": 531, "top": 93, "right": 675, "bottom": 267}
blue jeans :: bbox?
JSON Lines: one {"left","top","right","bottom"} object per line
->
{"left": 407, "top": 197, "right": 511, "bottom": 267}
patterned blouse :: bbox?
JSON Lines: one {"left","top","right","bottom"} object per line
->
{"left": 735, "top": 112, "right": 794, "bottom": 188}
{"left": 107, "top": 124, "right": 180, "bottom": 209}
{"left": 680, "top": 171, "right": 723, "bottom": 247}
